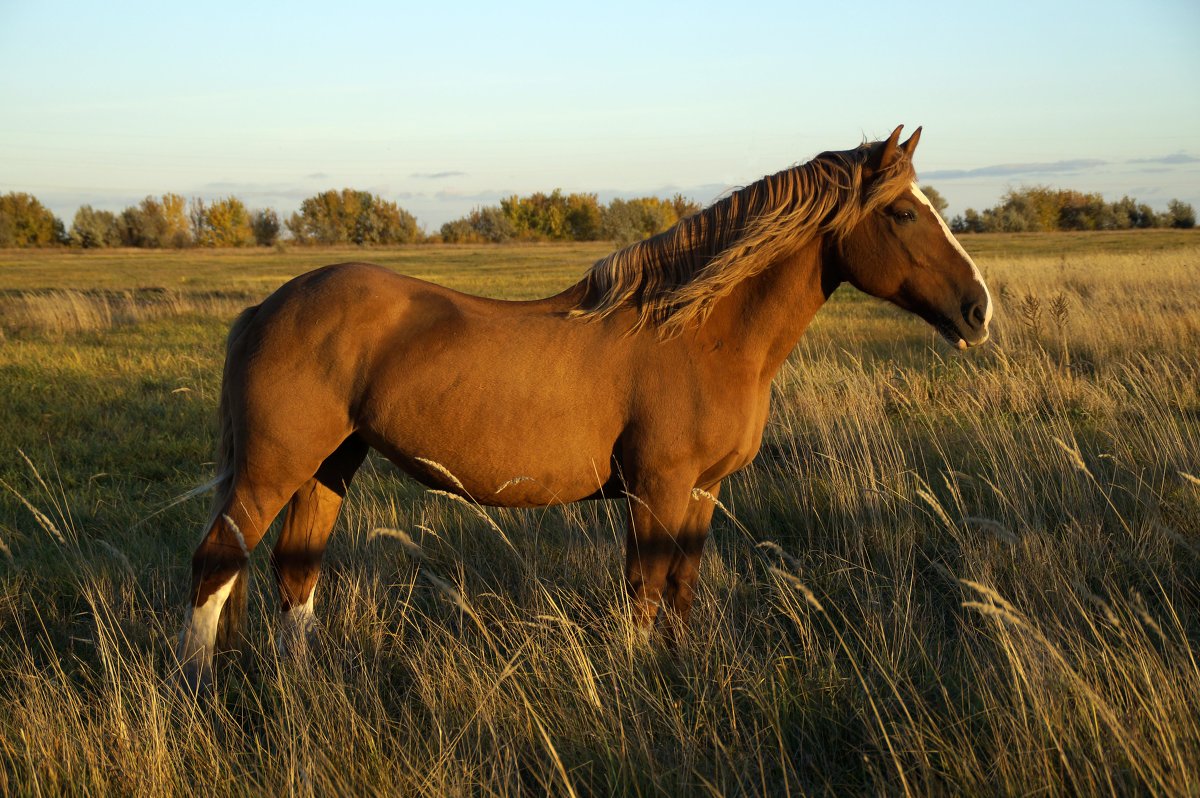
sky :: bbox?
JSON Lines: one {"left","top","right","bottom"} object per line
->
{"left": 1, "top": 0, "right": 1198, "bottom": 231}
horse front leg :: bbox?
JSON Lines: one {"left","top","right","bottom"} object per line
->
{"left": 658, "top": 481, "right": 719, "bottom": 646}
{"left": 622, "top": 472, "right": 698, "bottom": 641}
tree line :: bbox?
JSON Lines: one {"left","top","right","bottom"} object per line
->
{"left": 1, "top": 184, "right": 1194, "bottom": 249}
{"left": 439, "top": 191, "right": 701, "bottom": 245}
{"left": 0, "top": 188, "right": 700, "bottom": 249}
{"left": 0, "top": 189, "right": 430, "bottom": 249}
{"left": 949, "top": 186, "right": 1195, "bottom": 233}
{"left": 0, "top": 192, "right": 283, "bottom": 249}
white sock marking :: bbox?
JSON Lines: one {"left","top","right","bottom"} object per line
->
{"left": 277, "top": 581, "right": 319, "bottom": 657}
{"left": 177, "top": 572, "right": 238, "bottom": 678}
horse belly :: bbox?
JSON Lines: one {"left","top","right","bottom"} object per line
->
{"left": 358, "top": 372, "right": 622, "bottom": 508}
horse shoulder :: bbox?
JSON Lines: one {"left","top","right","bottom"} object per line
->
{"left": 624, "top": 340, "right": 769, "bottom": 480}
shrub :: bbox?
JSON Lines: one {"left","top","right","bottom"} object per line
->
{"left": 440, "top": 206, "right": 515, "bottom": 243}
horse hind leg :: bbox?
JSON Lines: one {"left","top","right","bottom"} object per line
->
{"left": 177, "top": 474, "right": 298, "bottom": 691}
{"left": 272, "top": 435, "right": 368, "bottom": 657}
{"left": 179, "top": 435, "right": 362, "bottom": 691}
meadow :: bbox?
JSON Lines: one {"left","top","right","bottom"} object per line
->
{"left": 0, "top": 230, "right": 1198, "bottom": 796}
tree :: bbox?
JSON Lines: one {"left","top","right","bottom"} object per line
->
{"left": 1165, "top": 199, "right": 1196, "bottom": 229}
{"left": 564, "top": 192, "right": 603, "bottom": 240}
{"left": 250, "top": 208, "right": 281, "bottom": 246}
{"left": 951, "top": 208, "right": 987, "bottom": 234}
{"left": 0, "top": 192, "right": 64, "bottom": 247}
{"left": 472, "top": 206, "right": 515, "bottom": 242}
{"left": 947, "top": 186, "right": 1192, "bottom": 233}
{"left": 118, "top": 194, "right": 191, "bottom": 247}
{"left": 441, "top": 191, "right": 701, "bottom": 244}
{"left": 1135, "top": 202, "right": 1159, "bottom": 229}
{"left": 493, "top": 190, "right": 607, "bottom": 241}
{"left": 956, "top": 186, "right": 1063, "bottom": 232}
{"left": 118, "top": 199, "right": 164, "bottom": 247}
{"left": 1057, "top": 190, "right": 1113, "bottom": 230}
{"left": 670, "top": 193, "right": 702, "bottom": 221}
{"left": 194, "top": 197, "right": 255, "bottom": 247}
{"left": 161, "top": 193, "right": 191, "bottom": 247}
{"left": 70, "top": 205, "right": 121, "bottom": 248}
{"left": 356, "top": 194, "right": 422, "bottom": 244}
{"left": 918, "top": 185, "right": 949, "bottom": 220}
{"left": 501, "top": 190, "right": 568, "bottom": 240}
{"left": 1110, "top": 196, "right": 1138, "bottom": 230}
{"left": 438, "top": 218, "right": 474, "bottom": 243}
{"left": 287, "top": 189, "right": 421, "bottom": 245}
{"left": 601, "top": 197, "right": 679, "bottom": 245}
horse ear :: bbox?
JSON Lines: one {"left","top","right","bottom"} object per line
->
{"left": 900, "top": 126, "right": 922, "bottom": 158}
{"left": 869, "top": 125, "right": 905, "bottom": 173}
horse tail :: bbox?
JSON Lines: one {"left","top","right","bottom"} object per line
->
{"left": 210, "top": 303, "right": 260, "bottom": 651}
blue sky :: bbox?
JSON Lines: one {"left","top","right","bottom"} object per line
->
{"left": 2, "top": 0, "right": 1197, "bottom": 230}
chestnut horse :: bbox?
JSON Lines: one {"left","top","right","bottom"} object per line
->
{"left": 178, "top": 126, "right": 991, "bottom": 688}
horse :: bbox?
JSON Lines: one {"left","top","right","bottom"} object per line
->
{"left": 177, "top": 125, "right": 992, "bottom": 689}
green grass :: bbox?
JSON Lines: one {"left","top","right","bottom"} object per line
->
{"left": 0, "top": 231, "right": 1198, "bottom": 795}
{"left": 947, "top": 227, "right": 1199, "bottom": 257}
{"left": 0, "top": 228, "right": 1194, "bottom": 293}
{"left": 0, "top": 242, "right": 610, "bottom": 297}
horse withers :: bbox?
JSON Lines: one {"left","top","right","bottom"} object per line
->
{"left": 177, "top": 126, "right": 991, "bottom": 689}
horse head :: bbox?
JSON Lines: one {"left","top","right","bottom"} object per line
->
{"left": 835, "top": 125, "right": 992, "bottom": 349}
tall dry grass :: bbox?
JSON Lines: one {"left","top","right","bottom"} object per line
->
{"left": 0, "top": 289, "right": 253, "bottom": 338}
{"left": 0, "top": 244, "right": 1197, "bottom": 795}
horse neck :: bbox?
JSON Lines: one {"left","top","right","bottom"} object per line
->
{"left": 701, "top": 237, "right": 838, "bottom": 380}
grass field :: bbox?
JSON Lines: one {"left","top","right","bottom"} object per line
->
{"left": 1, "top": 230, "right": 1198, "bottom": 795}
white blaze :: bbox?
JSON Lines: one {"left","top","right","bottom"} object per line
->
{"left": 911, "top": 183, "right": 993, "bottom": 326}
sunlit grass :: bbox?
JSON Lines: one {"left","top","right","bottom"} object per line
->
{"left": 1, "top": 233, "right": 1197, "bottom": 795}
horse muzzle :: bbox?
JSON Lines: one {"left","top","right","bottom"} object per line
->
{"left": 934, "top": 295, "right": 991, "bottom": 350}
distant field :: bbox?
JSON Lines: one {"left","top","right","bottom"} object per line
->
{"left": 0, "top": 242, "right": 605, "bottom": 297}
{"left": 0, "top": 230, "right": 1198, "bottom": 795}
{"left": 0, "top": 228, "right": 1196, "bottom": 294}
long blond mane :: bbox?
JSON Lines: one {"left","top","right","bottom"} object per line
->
{"left": 574, "top": 141, "right": 917, "bottom": 338}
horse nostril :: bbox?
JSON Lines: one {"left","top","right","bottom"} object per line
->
{"left": 963, "top": 300, "right": 987, "bottom": 331}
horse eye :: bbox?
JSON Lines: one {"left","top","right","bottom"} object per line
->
{"left": 893, "top": 209, "right": 917, "bottom": 224}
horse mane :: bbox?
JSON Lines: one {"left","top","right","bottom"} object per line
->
{"left": 573, "top": 140, "right": 917, "bottom": 338}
